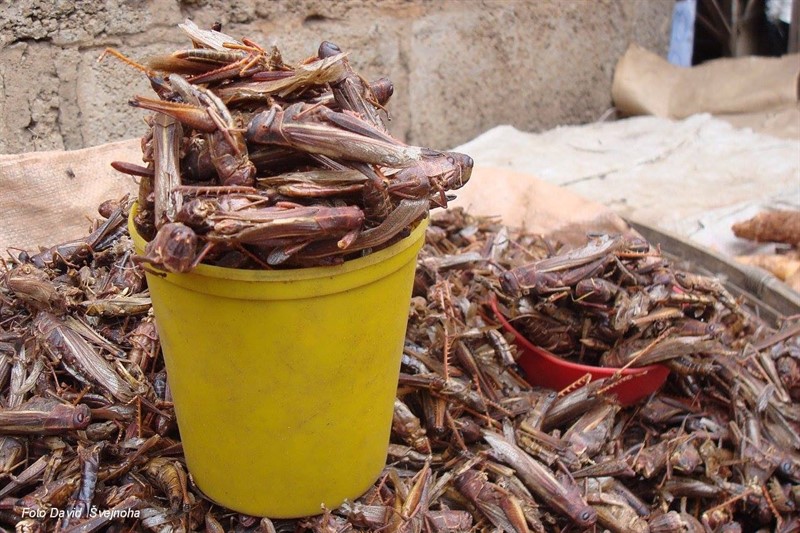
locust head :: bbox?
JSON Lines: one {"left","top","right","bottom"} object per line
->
{"left": 138, "top": 222, "right": 198, "bottom": 273}
{"left": 442, "top": 152, "right": 473, "bottom": 190}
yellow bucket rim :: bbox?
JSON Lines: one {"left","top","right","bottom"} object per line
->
{"left": 128, "top": 202, "right": 429, "bottom": 283}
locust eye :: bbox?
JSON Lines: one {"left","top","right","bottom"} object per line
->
{"left": 318, "top": 41, "right": 342, "bottom": 58}
{"left": 73, "top": 406, "right": 91, "bottom": 426}
{"left": 578, "top": 508, "right": 597, "bottom": 526}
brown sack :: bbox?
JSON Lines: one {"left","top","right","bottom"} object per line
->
{"left": 612, "top": 44, "right": 800, "bottom": 138}
{"left": 1, "top": 147, "right": 626, "bottom": 255}
{"left": 613, "top": 44, "right": 799, "bottom": 118}
{"left": 0, "top": 139, "right": 140, "bottom": 254}
{"left": 450, "top": 166, "right": 630, "bottom": 247}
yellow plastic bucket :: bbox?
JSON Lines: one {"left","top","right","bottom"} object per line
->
{"left": 129, "top": 207, "right": 428, "bottom": 517}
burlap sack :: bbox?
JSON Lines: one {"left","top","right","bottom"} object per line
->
{"left": 612, "top": 45, "right": 800, "bottom": 139}
{"left": 0, "top": 139, "right": 140, "bottom": 254}
{"left": 0, "top": 140, "right": 623, "bottom": 256}
{"left": 450, "top": 166, "right": 630, "bottom": 247}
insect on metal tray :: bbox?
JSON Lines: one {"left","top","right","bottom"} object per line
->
{"left": 628, "top": 218, "right": 800, "bottom": 325}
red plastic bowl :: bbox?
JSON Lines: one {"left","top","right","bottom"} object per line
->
{"left": 490, "top": 296, "right": 669, "bottom": 406}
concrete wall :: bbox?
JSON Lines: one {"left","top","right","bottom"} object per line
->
{"left": 0, "top": 0, "right": 672, "bottom": 154}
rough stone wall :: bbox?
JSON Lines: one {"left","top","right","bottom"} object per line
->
{"left": 0, "top": 0, "right": 672, "bottom": 154}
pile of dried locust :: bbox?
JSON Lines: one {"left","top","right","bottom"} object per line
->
{"left": 104, "top": 20, "right": 472, "bottom": 272}
{"left": 1, "top": 202, "right": 798, "bottom": 532}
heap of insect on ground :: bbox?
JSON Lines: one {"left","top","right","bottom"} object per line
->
{"left": 1, "top": 195, "right": 798, "bottom": 531}
{"left": 102, "top": 20, "right": 473, "bottom": 273}
{"left": 2, "top": 16, "right": 799, "bottom": 533}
